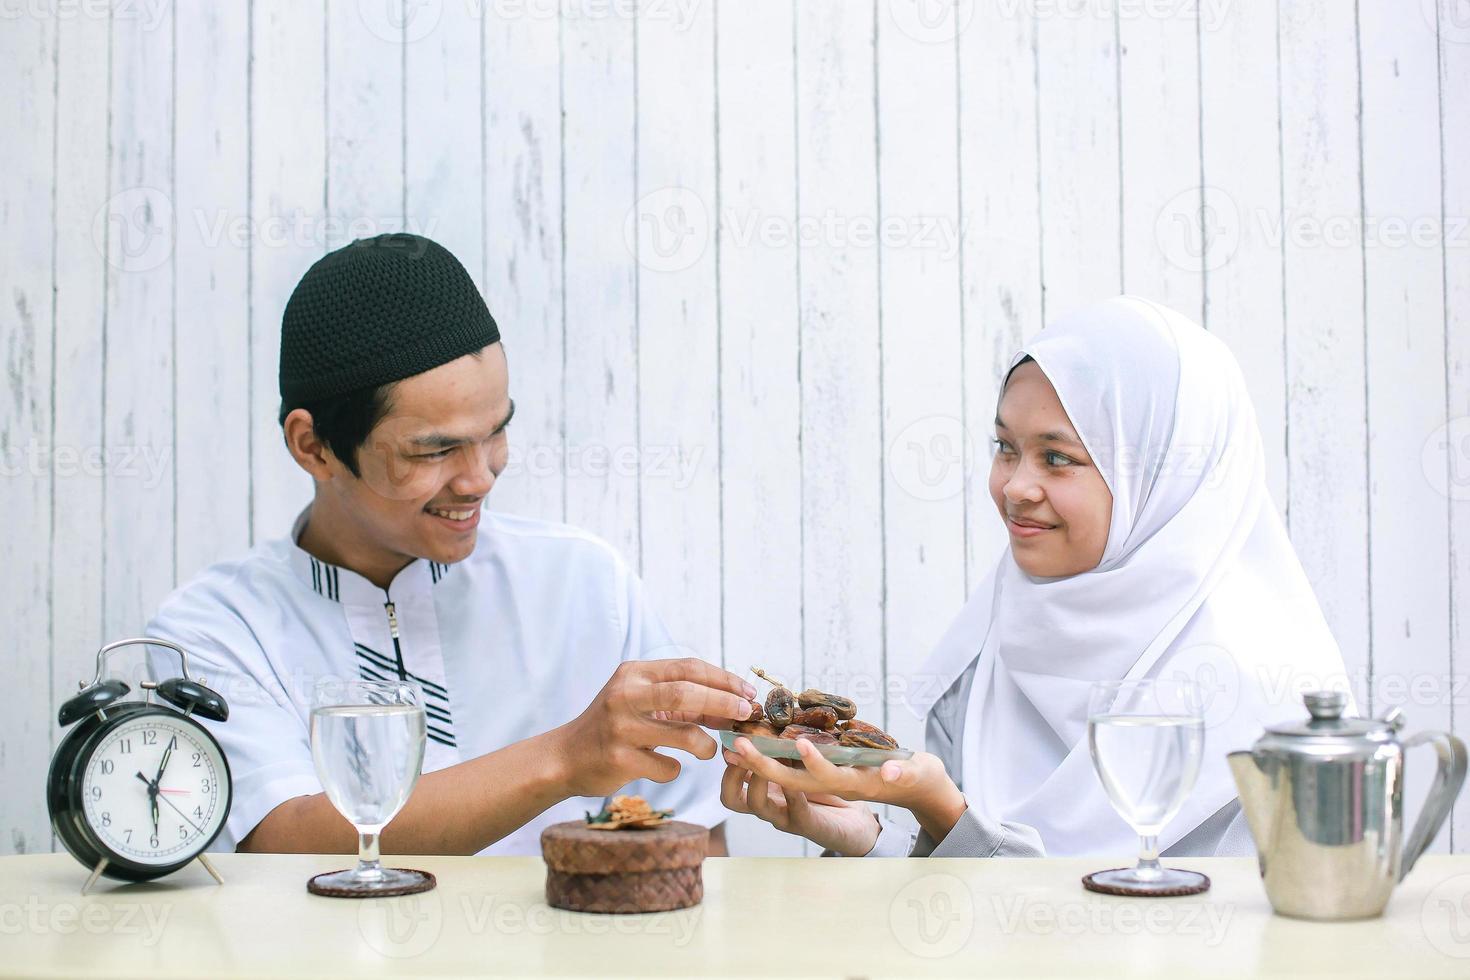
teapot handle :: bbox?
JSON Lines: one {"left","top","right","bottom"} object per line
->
{"left": 1399, "top": 729, "right": 1468, "bottom": 880}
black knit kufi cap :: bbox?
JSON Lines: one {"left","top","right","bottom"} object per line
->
{"left": 278, "top": 233, "right": 499, "bottom": 409}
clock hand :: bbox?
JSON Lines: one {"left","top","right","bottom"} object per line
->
{"left": 155, "top": 788, "right": 206, "bottom": 837}
{"left": 135, "top": 771, "right": 159, "bottom": 838}
{"left": 153, "top": 735, "right": 175, "bottom": 787}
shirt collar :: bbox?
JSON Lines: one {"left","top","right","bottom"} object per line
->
{"left": 286, "top": 505, "right": 451, "bottom": 604}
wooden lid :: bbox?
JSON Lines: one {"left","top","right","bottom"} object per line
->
{"left": 540, "top": 820, "right": 708, "bottom": 875}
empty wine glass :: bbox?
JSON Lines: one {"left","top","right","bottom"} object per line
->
{"left": 307, "top": 677, "right": 433, "bottom": 897}
{"left": 1085, "top": 677, "right": 1208, "bottom": 895}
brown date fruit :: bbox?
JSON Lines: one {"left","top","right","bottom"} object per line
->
{"left": 838, "top": 729, "right": 899, "bottom": 750}
{"left": 745, "top": 699, "right": 764, "bottom": 724}
{"left": 779, "top": 724, "right": 839, "bottom": 745}
{"left": 797, "top": 689, "right": 857, "bottom": 721}
{"left": 839, "top": 719, "right": 886, "bottom": 735}
{"left": 792, "top": 705, "right": 839, "bottom": 730}
{"left": 732, "top": 720, "right": 779, "bottom": 738}
{"left": 764, "top": 686, "right": 798, "bottom": 728}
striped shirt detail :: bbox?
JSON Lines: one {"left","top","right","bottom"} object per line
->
{"left": 309, "top": 558, "right": 340, "bottom": 602}
{"left": 354, "top": 642, "right": 456, "bottom": 748}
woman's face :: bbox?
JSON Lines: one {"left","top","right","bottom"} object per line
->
{"left": 988, "top": 360, "right": 1113, "bottom": 577}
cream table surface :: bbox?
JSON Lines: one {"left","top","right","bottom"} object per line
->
{"left": 2, "top": 852, "right": 1470, "bottom": 977}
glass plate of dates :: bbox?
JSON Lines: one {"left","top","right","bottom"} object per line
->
{"left": 721, "top": 668, "right": 914, "bottom": 768}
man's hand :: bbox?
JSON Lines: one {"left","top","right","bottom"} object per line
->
{"left": 551, "top": 658, "right": 757, "bottom": 798}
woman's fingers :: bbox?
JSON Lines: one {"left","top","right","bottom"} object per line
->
{"left": 880, "top": 759, "right": 923, "bottom": 789}
{"left": 793, "top": 737, "right": 855, "bottom": 783}
{"left": 730, "top": 738, "right": 821, "bottom": 790}
{"left": 745, "top": 773, "right": 785, "bottom": 826}
{"left": 720, "top": 764, "right": 752, "bottom": 814}
{"left": 783, "top": 786, "right": 812, "bottom": 826}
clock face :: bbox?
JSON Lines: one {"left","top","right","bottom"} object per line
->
{"left": 79, "top": 712, "right": 229, "bottom": 866}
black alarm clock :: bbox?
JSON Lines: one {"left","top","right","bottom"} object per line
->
{"left": 48, "top": 637, "right": 233, "bottom": 894}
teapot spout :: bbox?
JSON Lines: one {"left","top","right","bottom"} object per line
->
{"left": 1228, "top": 750, "right": 1274, "bottom": 855}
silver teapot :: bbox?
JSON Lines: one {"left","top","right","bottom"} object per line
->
{"left": 1228, "top": 690, "right": 1466, "bottom": 920}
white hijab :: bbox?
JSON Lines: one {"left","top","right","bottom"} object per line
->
{"left": 915, "top": 296, "right": 1348, "bottom": 856}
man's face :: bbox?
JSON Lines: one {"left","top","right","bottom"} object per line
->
{"left": 325, "top": 343, "right": 513, "bottom": 566}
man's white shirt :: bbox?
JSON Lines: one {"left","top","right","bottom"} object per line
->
{"left": 144, "top": 508, "right": 724, "bottom": 854}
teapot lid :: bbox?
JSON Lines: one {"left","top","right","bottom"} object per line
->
{"left": 1263, "top": 691, "right": 1400, "bottom": 742}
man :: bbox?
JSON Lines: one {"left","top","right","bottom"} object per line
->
{"left": 145, "top": 233, "right": 753, "bottom": 855}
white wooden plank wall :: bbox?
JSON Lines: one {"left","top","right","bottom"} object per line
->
{"left": 2, "top": 0, "right": 1466, "bottom": 857}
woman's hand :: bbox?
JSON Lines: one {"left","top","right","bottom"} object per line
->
{"left": 720, "top": 762, "right": 882, "bottom": 856}
{"left": 723, "top": 736, "right": 969, "bottom": 845}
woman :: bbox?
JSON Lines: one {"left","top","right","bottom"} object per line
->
{"left": 721, "top": 296, "right": 1349, "bottom": 858}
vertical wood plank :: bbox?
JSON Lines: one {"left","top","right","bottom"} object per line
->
{"left": 1118, "top": 2, "right": 1203, "bottom": 320}
{"left": 1278, "top": 0, "right": 1370, "bottom": 716}
{"left": 0, "top": 6, "right": 56, "bottom": 855}
{"left": 1200, "top": 0, "right": 1289, "bottom": 510}
{"left": 103, "top": 1, "right": 175, "bottom": 641}
{"left": 794, "top": 0, "right": 884, "bottom": 785}
{"left": 250, "top": 1, "right": 325, "bottom": 541}
{"left": 875, "top": 0, "right": 966, "bottom": 759}
{"left": 957, "top": 3, "right": 1045, "bottom": 590}
{"left": 174, "top": 2, "right": 251, "bottom": 578}
{"left": 482, "top": 3, "right": 565, "bottom": 523}
{"left": 561, "top": 2, "right": 641, "bottom": 564}
{"left": 49, "top": 0, "right": 111, "bottom": 853}
{"left": 633, "top": 0, "right": 722, "bottom": 662}
{"left": 1436, "top": 0, "right": 1470, "bottom": 851}
{"left": 405, "top": 0, "right": 483, "bottom": 291}
{"left": 326, "top": 0, "right": 404, "bottom": 249}
{"left": 716, "top": 0, "right": 804, "bottom": 857}
{"left": 1036, "top": 0, "right": 1122, "bottom": 318}
{"left": 1358, "top": 0, "right": 1453, "bottom": 851}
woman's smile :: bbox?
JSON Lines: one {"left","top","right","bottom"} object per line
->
{"left": 1006, "top": 513, "right": 1058, "bottom": 538}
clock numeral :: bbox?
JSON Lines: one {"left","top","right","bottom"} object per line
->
{"left": 89, "top": 785, "right": 101, "bottom": 801}
{"left": 123, "top": 829, "right": 132, "bottom": 843}
{"left": 191, "top": 752, "right": 202, "bottom": 767}
{"left": 99, "top": 759, "right": 114, "bottom": 775}
{"left": 118, "top": 738, "right": 132, "bottom": 754}
{"left": 100, "top": 811, "right": 111, "bottom": 827}
{"left": 178, "top": 825, "right": 188, "bottom": 840}
{"left": 200, "top": 778, "right": 212, "bottom": 794}
{"left": 149, "top": 834, "right": 159, "bottom": 848}
{"left": 192, "top": 806, "right": 204, "bottom": 821}
{"left": 143, "top": 730, "right": 157, "bottom": 745}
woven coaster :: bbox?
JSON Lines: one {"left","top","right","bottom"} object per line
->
{"left": 1081, "top": 870, "right": 1211, "bottom": 898}
{"left": 307, "top": 869, "right": 437, "bottom": 898}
